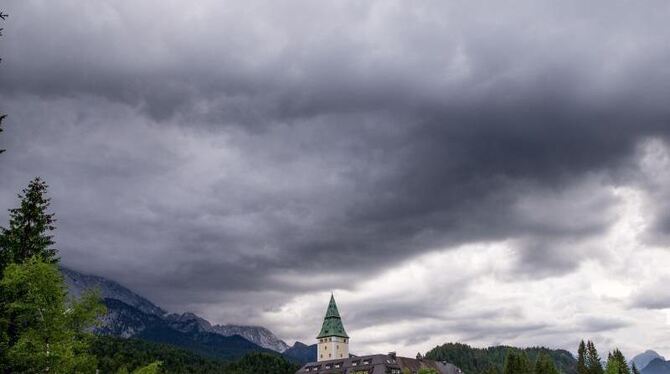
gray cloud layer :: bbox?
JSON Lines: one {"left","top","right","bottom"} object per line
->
{"left": 2, "top": 0, "right": 670, "bottom": 354}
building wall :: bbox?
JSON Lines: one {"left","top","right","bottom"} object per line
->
{"left": 317, "top": 336, "right": 349, "bottom": 361}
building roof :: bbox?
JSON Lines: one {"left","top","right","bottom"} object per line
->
{"left": 296, "top": 353, "right": 463, "bottom": 374}
{"left": 317, "top": 294, "right": 349, "bottom": 338}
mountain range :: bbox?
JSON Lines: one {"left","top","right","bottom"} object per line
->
{"left": 61, "top": 267, "right": 316, "bottom": 362}
{"left": 631, "top": 350, "right": 670, "bottom": 374}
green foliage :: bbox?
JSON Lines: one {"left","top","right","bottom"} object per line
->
{"left": 425, "top": 343, "right": 576, "bottom": 374}
{"left": 132, "top": 361, "right": 162, "bottom": 374}
{"left": 0, "top": 257, "right": 105, "bottom": 372}
{"left": 0, "top": 177, "right": 58, "bottom": 273}
{"left": 485, "top": 366, "right": 502, "bottom": 374}
{"left": 90, "top": 336, "right": 300, "bottom": 373}
{"left": 225, "top": 352, "right": 300, "bottom": 374}
{"left": 536, "top": 353, "right": 560, "bottom": 374}
{"left": 605, "top": 349, "right": 630, "bottom": 374}
{"left": 586, "top": 341, "right": 604, "bottom": 374}
{"left": 578, "top": 341, "right": 588, "bottom": 374}
{"left": 504, "top": 350, "right": 532, "bottom": 374}
{"left": 90, "top": 335, "right": 229, "bottom": 373}
{"left": 419, "top": 369, "right": 440, "bottom": 374}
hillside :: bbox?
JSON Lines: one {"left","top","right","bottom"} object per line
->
{"left": 62, "top": 267, "right": 290, "bottom": 355}
{"left": 633, "top": 351, "right": 666, "bottom": 372}
{"left": 90, "top": 335, "right": 299, "bottom": 373}
{"left": 283, "top": 341, "right": 318, "bottom": 363}
{"left": 642, "top": 358, "right": 670, "bottom": 374}
{"left": 425, "top": 342, "right": 576, "bottom": 374}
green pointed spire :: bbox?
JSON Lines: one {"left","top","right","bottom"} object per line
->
{"left": 317, "top": 294, "right": 349, "bottom": 338}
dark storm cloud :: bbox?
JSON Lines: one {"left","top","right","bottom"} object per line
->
{"left": 2, "top": 0, "right": 670, "bottom": 322}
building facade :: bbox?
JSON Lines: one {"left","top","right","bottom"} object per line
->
{"left": 317, "top": 294, "right": 349, "bottom": 361}
{"left": 298, "top": 295, "right": 463, "bottom": 374}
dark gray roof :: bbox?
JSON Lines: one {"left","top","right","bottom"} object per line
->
{"left": 296, "top": 353, "right": 464, "bottom": 374}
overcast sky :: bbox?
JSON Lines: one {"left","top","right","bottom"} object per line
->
{"left": 2, "top": 0, "right": 670, "bottom": 359}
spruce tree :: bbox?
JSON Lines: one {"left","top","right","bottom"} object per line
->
{"left": 578, "top": 341, "right": 588, "bottom": 374}
{"left": 586, "top": 341, "right": 604, "bottom": 374}
{"left": 504, "top": 350, "right": 533, "bottom": 374}
{"left": 0, "top": 177, "right": 58, "bottom": 272}
{"left": 535, "top": 353, "right": 559, "bottom": 374}
{"left": 605, "top": 349, "right": 631, "bottom": 374}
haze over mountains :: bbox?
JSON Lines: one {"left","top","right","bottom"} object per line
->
{"left": 62, "top": 266, "right": 670, "bottom": 372}
{"left": 631, "top": 351, "right": 670, "bottom": 374}
{"left": 62, "top": 267, "right": 315, "bottom": 362}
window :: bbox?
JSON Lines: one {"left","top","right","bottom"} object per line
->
{"left": 325, "top": 345, "right": 327, "bottom": 350}
{"left": 320, "top": 354, "right": 323, "bottom": 359}
{"left": 337, "top": 345, "right": 339, "bottom": 349}
{"left": 329, "top": 354, "right": 331, "bottom": 358}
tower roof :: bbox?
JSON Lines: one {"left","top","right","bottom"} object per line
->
{"left": 317, "top": 294, "right": 349, "bottom": 338}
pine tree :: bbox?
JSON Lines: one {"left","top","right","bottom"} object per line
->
{"left": 0, "top": 177, "right": 58, "bottom": 272}
{"left": 535, "top": 353, "right": 559, "bottom": 374}
{"left": 586, "top": 341, "right": 604, "bottom": 374}
{"left": 484, "top": 366, "right": 502, "bottom": 374}
{"left": 578, "top": 341, "right": 588, "bottom": 374}
{"left": 504, "top": 350, "right": 533, "bottom": 374}
{"left": 608, "top": 349, "right": 631, "bottom": 374}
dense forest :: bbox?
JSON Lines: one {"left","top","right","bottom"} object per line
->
{"left": 426, "top": 340, "right": 637, "bottom": 374}
{"left": 91, "top": 336, "right": 299, "bottom": 373}
{"left": 426, "top": 343, "right": 576, "bottom": 374}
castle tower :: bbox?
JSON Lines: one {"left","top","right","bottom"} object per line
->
{"left": 317, "top": 294, "right": 349, "bottom": 362}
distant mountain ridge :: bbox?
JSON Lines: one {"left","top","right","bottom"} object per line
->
{"left": 283, "top": 341, "right": 318, "bottom": 363}
{"left": 61, "top": 267, "right": 290, "bottom": 355}
{"left": 633, "top": 351, "right": 666, "bottom": 371}
{"left": 641, "top": 358, "right": 670, "bottom": 374}
{"left": 62, "top": 267, "right": 165, "bottom": 317}
{"left": 165, "top": 312, "right": 290, "bottom": 352}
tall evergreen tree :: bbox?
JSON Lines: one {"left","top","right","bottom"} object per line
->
{"left": 0, "top": 177, "right": 58, "bottom": 272}
{"left": 504, "top": 350, "right": 533, "bottom": 374}
{"left": 586, "top": 341, "right": 604, "bottom": 374}
{"left": 605, "top": 349, "right": 630, "bottom": 374}
{"left": 485, "top": 366, "right": 502, "bottom": 374}
{"left": 535, "top": 353, "right": 560, "bottom": 374}
{"left": 578, "top": 341, "right": 588, "bottom": 374}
